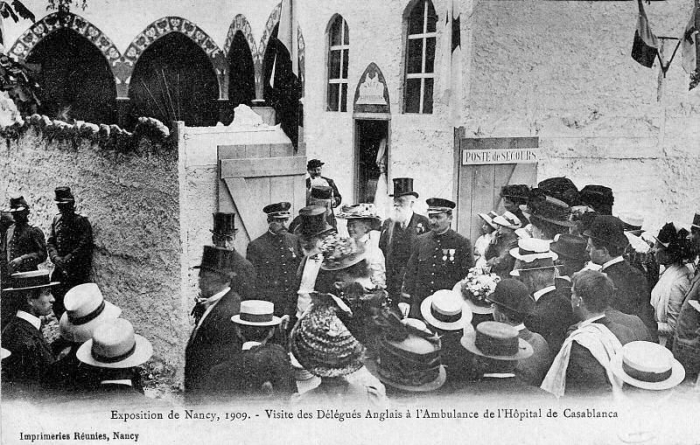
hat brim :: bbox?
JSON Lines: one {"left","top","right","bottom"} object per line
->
{"left": 610, "top": 353, "right": 685, "bottom": 391}
{"left": 420, "top": 296, "right": 473, "bottom": 330}
{"left": 1, "top": 348, "right": 10, "bottom": 359}
{"left": 549, "top": 245, "right": 587, "bottom": 261}
{"left": 530, "top": 214, "right": 575, "bottom": 228}
{"left": 4, "top": 281, "right": 61, "bottom": 292}
{"left": 365, "top": 358, "right": 447, "bottom": 392}
{"left": 492, "top": 216, "right": 520, "bottom": 230}
{"left": 231, "top": 314, "right": 282, "bottom": 327}
{"left": 76, "top": 334, "right": 153, "bottom": 369}
{"left": 320, "top": 253, "right": 367, "bottom": 271}
{"left": 4, "top": 207, "right": 27, "bottom": 213}
{"left": 389, "top": 192, "right": 419, "bottom": 198}
{"left": 338, "top": 215, "right": 382, "bottom": 231}
{"left": 460, "top": 330, "right": 533, "bottom": 361}
{"left": 54, "top": 199, "right": 75, "bottom": 203}
{"left": 478, "top": 214, "right": 498, "bottom": 230}
{"left": 509, "top": 247, "right": 558, "bottom": 262}
{"left": 452, "top": 282, "right": 493, "bottom": 315}
{"left": 59, "top": 302, "right": 122, "bottom": 344}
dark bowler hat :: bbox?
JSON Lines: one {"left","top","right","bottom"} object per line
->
{"left": 263, "top": 202, "right": 292, "bottom": 219}
{"left": 550, "top": 233, "right": 588, "bottom": 260}
{"left": 307, "top": 159, "right": 324, "bottom": 169}
{"left": 211, "top": 212, "right": 237, "bottom": 235}
{"left": 426, "top": 198, "right": 456, "bottom": 214}
{"left": 487, "top": 279, "right": 535, "bottom": 316}
{"left": 538, "top": 177, "right": 580, "bottom": 206}
{"left": 500, "top": 184, "right": 530, "bottom": 203}
{"left": 4, "top": 270, "right": 60, "bottom": 292}
{"left": 580, "top": 185, "right": 614, "bottom": 214}
{"left": 194, "top": 245, "right": 238, "bottom": 277}
{"left": 310, "top": 186, "right": 333, "bottom": 201}
{"left": 4, "top": 195, "right": 29, "bottom": 213}
{"left": 390, "top": 177, "right": 419, "bottom": 198}
{"left": 691, "top": 213, "right": 700, "bottom": 230}
{"left": 294, "top": 206, "right": 333, "bottom": 238}
{"left": 583, "top": 215, "right": 629, "bottom": 249}
{"left": 54, "top": 186, "right": 75, "bottom": 203}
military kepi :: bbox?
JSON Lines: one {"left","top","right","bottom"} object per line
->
{"left": 263, "top": 202, "right": 292, "bottom": 219}
{"left": 54, "top": 186, "right": 75, "bottom": 203}
{"left": 426, "top": 198, "right": 456, "bottom": 214}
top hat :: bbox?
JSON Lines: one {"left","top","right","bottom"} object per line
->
{"left": 509, "top": 238, "right": 558, "bottom": 263}
{"left": 426, "top": 198, "right": 456, "bottom": 214}
{"left": 309, "top": 186, "right": 333, "bottom": 201}
{"left": 579, "top": 185, "right": 614, "bottom": 214}
{"left": 307, "top": 159, "right": 324, "bottom": 169}
{"left": 610, "top": 341, "right": 685, "bottom": 391}
{"left": 60, "top": 283, "right": 122, "bottom": 344}
{"left": 211, "top": 212, "right": 237, "bottom": 235}
{"left": 691, "top": 213, "right": 700, "bottom": 230}
{"left": 231, "top": 300, "right": 282, "bottom": 326}
{"left": 194, "top": 246, "right": 237, "bottom": 277}
{"left": 500, "top": 184, "right": 531, "bottom": 203}
{"left": 320, "top": 236, "right": 367, "bottom": 271}
{"left": 4, "top": 195, "right": 29, "bottom": 213}
{"left": 76, "top": 318, "right": 153, "bottom": 369}
{"left": 390, "top": 177, "right": 419, "bottom": 198}
{"left": 550, "top": 233, "right": 588, "bottom": 260}
{"left": 263, "top": 202, "right": 292, "bottom": 219}
{"left": 4, "top": 270, "right": 60, "bottom": 292}
{"left": 294, "top": 206, "right": 333, "bottom": 238}
{"left": 486, "top": 279, "right": 535, "bottom": 316}
{"left": 421, "top": 290, "right": 472, "bottom": 331}
{"left": 583, "top": 215, "right": 629, "bottom": 249}
{"left": 537, "top": 177, "right": 580, "bottom": 206}
{"left": 337, "top": 204, "right": 382, "bottom": 230}
{"left": 492, "top": 211, "right": 522, "bottom": 230}
{"left": 527, "top": 189, "right": 574, "bottom": 227}
{"left": 54, "top": 186, "right": 75, "bottom": 203}
{"left": 460, "top": 321, "right": 533, "bottom": 361}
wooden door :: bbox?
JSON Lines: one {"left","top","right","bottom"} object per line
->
{"left": 218, "top": 142, "right": 306, "bottom": 253}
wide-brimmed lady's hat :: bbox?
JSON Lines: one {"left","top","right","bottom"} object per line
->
{"left": 478, "top": 212, "right": 498, "bottom": 230}
{"left": 500, "top": 184, "right": 531, "bottom": 204}
{"left": 4, "top": 195, "right": 29, "bottom": 213}
{"left": 54, "top": 186, "right": 75, "bottom": 203}
{"left": 583, "top": 215, "right": 629, "bottom": 249}
{"left": 421, "top": 290, "right": 472, "bottom": 331}
{"left": 231, "top": 300, "right": 282, "bottom": 326}
{"left": 537, "top": 177, "right": 580, "bottom": 207}
{"left": 610, "top": 341, "right": 685, "bottom": 391}
{"left": 460, "top": 321, "right": 533, "bottom": 361}
{"left": 337, "top": 203, "right": 382, "bottom": 231}
{"left": 320, "top": 236, "right": 366, "bottom": 271}
{"left": 59, "top": 283, "right": 122, "bottom": 343}
{"left": 4, "top": 270, "right": 60, "bottom": 292}
{"left": 76, "top": 318, "right": 153, "bottom": 369}
{"left": 492, "top": 211, "right": 522, "bottom": 230}
{"left": 580, "top": 185, "right": 614, "bottom": 214}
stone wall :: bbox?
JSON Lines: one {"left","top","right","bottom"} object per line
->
{"left": 0, "top": 130, "right": 184, "bottom": 372}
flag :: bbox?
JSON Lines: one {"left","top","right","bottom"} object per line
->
{"left": 438, "top": 0, "right": 462, "bottom": 125}
{"left": 270, "top": 0, "right": 297, "bottom": 88}
{"left": 681, "top": 5, "right": 697, "bottom": 74}
{"left": 631, "top": 0, "right": 658, "bottom": 68}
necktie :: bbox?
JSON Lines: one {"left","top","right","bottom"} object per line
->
{"left": 190, "top": 302, "right": 207, "bottom": 325}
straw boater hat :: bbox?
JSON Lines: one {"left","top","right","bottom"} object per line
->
{"left": 76, "top": 318, "right": 153, "bottom": 369}
{"left": 610, "top": 341, "right": 685, "bottom": 391}
{"left": 461, "top": 321, "right": 533, "bottom": 361}
{"left": 337, "top": 203, "right": 382, "bottom": 231}
{"left": 421, "top": 290, "right": 472, "bottom": 331}
{"left": 509, "top": 238, "right": 558, "bottom": 263}
{"left": 4, "top": 270, "right": 60, "bottom": 292}
{"left": 492, "top": 211, "right": 522, "bottom": 230}
{"left": 59, "top": 283, "right": 122, "bottom": 343}
{"left": 1, "top": 348, "right": 10, "bottom": 360}
{"left": 477, "top": 212, "right": 498, "bottom": 230}
{"left": 263, "top": 202, "right": 292, "bottom": 219}
{"left": 231, "top": 300, "right": 282, "bottom": 326}
{"left": 3, "top": 195, "right": 29, "bottom": 213}
{"left": 500, "top": 184, "right": 531, "bottom": 204}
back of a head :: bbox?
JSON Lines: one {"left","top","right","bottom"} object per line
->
{"left": 572, "top": 270, "right": 613, "bottom": 313}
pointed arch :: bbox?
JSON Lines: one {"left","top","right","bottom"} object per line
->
{"left": 223, "top": 14, "right": 256, "bottom": 57}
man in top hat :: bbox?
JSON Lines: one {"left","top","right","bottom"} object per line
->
{"left": 402, "top": 198, "right": 473, "bottom": 319}
{"left": 512, "top": 238, "right": 575, "bottom": 352}
{"left": 210, "top": 212, "right": 257, "bottom": 302}
{"left": 185, "top": 246, "right": 243, "bottom": 396}
{"left": 500, "top": 184, "right": 531, "bottom": 226}
{"left": 1, "top": 270, "right": 58, "bottom": 387}
{"left": 338, "top": 203, "right": 385, "bottom": 288}
{"left": 47, "top": 186, "right": 94, "bottom": 318}
{"left": 0, "top": 195, "right": 47, "bottom": 293}
{"left": 379, "top": 178, "right": 430, "bottom": 307}
{"left": 579, "top": 185, "right": 614, "bottom": 216}
{"left": 305, "top": 159, "right": 342, "bottom": 208}
{"left": 484, "top": 211, "right": 521, "bottom": 280}
{"left": 246, "top": 203, "right": 301, "bottom": 318}
{"left": 584, "top": 215, "right": 657, "bottom": 340}
{"left": 487, "top": 279, "right": 552, "bottom": 386}
{"left": 205, "top": 300, "right": 296, "bottom": 399}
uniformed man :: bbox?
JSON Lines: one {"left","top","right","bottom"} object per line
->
{"left": 210, "top": 212, "right": 256, "bottom": 301}
{"left": 47, "top": 187, "right": 94, "bottom": 318}
{"left": 246, "top": 202, "right": 301, "bottom": 318}
{"left": 402, "top": 198, "right": 473, "bottom": 318}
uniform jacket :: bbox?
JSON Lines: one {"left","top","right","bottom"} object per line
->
{"left": 379, "top": 213, "right": 430, "bottom": 298}
{"left": 184, "top": 289, "right": 242, "bottom": 393}
{"left": 516, "top": 327, "right": 552, "bottom": 386}
{"left": 403, "top": 229, "right": 473, "bottom": 316}
{"left": 1, "top": 316, "right": 55, "bottom": 385}
{"left": 0, "top": 223, "right": 47, "bottom": 287}
{"left": 306, "top": 176, "right": 342, "bottom": 208}
{"left": 47, "top": 212, "right": 93, "bottom": 282}
{"left": 484, "top": 230, "right": 518, "bottom": 280}
{"left": 246, "top": 230, "right": 301, "bottom": 316}
{"left": 525, "top": 287, "right": 576, "bottom": 353}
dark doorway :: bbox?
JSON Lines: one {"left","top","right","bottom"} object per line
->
{"left": 26, "top": 28, "right": 117, "bottom": 124}
{"left": 226, "top": 31, "right": 255, "bottom": 124}
{"left": 128, "top": 33, "right": 218, "bottom": 129}
{"left": 355, "top": 119, "right": 389, "bottom": 204}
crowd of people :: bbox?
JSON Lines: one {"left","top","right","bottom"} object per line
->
{"left": 2, "top": 160, "right": 699, "bottom": 406}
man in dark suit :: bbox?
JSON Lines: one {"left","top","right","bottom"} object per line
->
{"left": 305, "top": 158, "right": 342, "bottom": 208}
{"left": 379, "top": 178, "right": 429, "bottom": 307}
{"left": 403, "top": 198, "right": 473, "bottom": 318}
{"left": 185, "top": 246, "right": 243, "bottom": 397}
{"left": 584, "top": 215, "right": 658, "bottom": 341}
{"left": 246, "top": 202, "right": 301, "bottom": 318}
{"left": 210, "top": 212, "right": 256, "bottom": 301}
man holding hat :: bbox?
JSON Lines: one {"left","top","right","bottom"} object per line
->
{"left": 305, "top": 158, "right": 342, "bottom": 208}
{"left": 246, "top": 203, "right": 301, "bottom": 317}
{"left": 403, "top": 198, "right": 473, "bottom": 318}
{"left": 210, "top": 212, "right": 257, "bottom": 302}
{"left": 584, "top": 215, "right": 657, "bottom": 340}
{"left": 47, "top": 186, "right": 94, "bottom": 318}
{"left": 379, "top": 178, "right": 429, "bottom": 307}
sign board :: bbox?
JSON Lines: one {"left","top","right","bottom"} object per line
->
{"left": 353, "top": 62, "right": 390, "bottom": 115}
{"left": 462, "top": 148, "right": 539, "bottom": 165}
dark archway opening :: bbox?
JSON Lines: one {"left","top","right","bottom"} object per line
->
{"left": 26, "top": 28, "right": 117, "bottom": 124}
{"left": 128, "top": 33, "right": 218, "bottom": 129}
{"left": 227, "top": 31, "right": 255, "bottom": 122}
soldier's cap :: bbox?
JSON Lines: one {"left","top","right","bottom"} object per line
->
{"left": 263, "top": 202, "right": 292, "bottom": 219}
{"left": 426, "top": 198, "right": 456, "bottom": 214}
{"left": 4, "top": 195, "right": 29, "bottom": 213}
{"left": 54, "top": 186, "right": 75, "bottom": 203}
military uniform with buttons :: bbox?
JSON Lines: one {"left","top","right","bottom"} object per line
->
{"left": 0, "top": 196, "right": 47, "bottom": 291}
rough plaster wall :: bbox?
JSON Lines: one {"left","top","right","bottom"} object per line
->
{"left": 0, "top": 132, "right": 184, "bottom": 371}
{"left": 469, "top": 0, "right": 700, "bottom": 231}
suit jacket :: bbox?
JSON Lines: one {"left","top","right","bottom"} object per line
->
{"left": 1, "top": 316, "right": 55, "bottom": 385}
{"left": 184, "top": 289, "right": 242, "bottom": 393}
{"left": 226, "top": 248, "right": 257, "bottom": 302}
{"left": 525, "top": 287, "right": 576, "bottom": 353}
{"left": 0, "top": 223, "right": 47, "bottom": 288}
{"left": 604, "top": 307, "right": 653, "bottom": 342}
{"left": 516, "top": 327, "right": 552, "bottom": 386}
{"left": 403, "top": 229, "right": 473, "bottom": 317}
{"left": 378, "top": 213, "right": 430, "bottom": 298}
{"left": 47, "top": 212, "right": 93, "bottom": 282}
{"left": 603, "top": 260, "right": 658, "bottom": 340}
{"left": 246, "top": 230, "right": 301, "bottom": 317}
{"left": 564, "top": 316, "right": 636, "bottom": 395}
{"left": 306, "top": 176, "right": 342, "bottom": 208}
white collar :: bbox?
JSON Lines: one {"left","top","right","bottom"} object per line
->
{"left": 16, "top": 310, "right": 41, "bottom": 330}
{"left": 533, "top": 286, "right": 556, "bottom": 302}
{"left": 100, "top": 379, "right": 133, "bottom": 387}
{"left": 601, "top": 256, "right": 624, "bottom": 271}
{"left": 206, "top": 287, "right": 230, "bottom": 305}
{"left": 578, "top": 314, "right": 606, "bottom": 329}
{"left": 514, "top": 323, "right": 526, "bottom": 331}
{"left": 242, "top": 341, "right": 262, "bottom": 351}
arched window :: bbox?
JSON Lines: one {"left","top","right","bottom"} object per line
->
{"left": 326, "top": 15, "right": 349, "bottom": 112}
{"left": 404, "top": 0, "right": 437, "bottom": 114}
{"left": 228, "top": 31, "right": 255, "bottom": 111}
